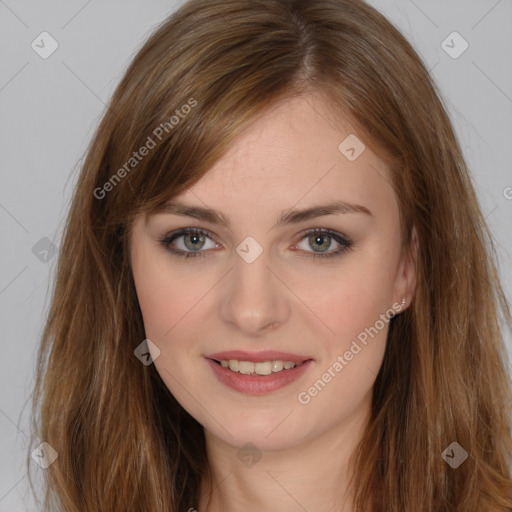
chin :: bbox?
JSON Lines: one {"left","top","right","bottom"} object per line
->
{"left": 203, "top": 411, "right": 313, "bottom": 452}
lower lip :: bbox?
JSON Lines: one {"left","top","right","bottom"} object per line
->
{"left": 206, "top": 358, "right": 314, "bottom": 395}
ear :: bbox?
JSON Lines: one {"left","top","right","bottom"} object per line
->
{"left": 393, "top": 225, "right": 418, "bottom": 311}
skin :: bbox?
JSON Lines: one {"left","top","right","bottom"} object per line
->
{"left": 129, "top": 94, "right": 417, "bottom": 512}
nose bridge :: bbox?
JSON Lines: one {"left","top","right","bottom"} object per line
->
{"left": 220, "top": 240, "right": 289, "bottom": 334}
{"left": 233, "top": 234, "right": 272, "bottom": 291}
{"left": 233, "top": 248, "right": 271, "bottom": 293}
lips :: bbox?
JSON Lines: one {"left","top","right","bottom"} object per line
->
{"left": 205, "top": 350, "right": 313, "bottom": 364}
{"left": 206, "top": 357, "right": 315, "bottom": 395}
{"left": 204, "top": 350, "right": 315, "bottom": 394}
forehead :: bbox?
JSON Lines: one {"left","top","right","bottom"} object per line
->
{"left": 175, "top": 95, "right": 395, "bottom": 217}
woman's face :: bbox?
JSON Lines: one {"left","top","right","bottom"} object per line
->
{"left": 129, "top": 94, "right": 416, "bottom": 452}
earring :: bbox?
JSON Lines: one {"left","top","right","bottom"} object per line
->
{"left": 401, "top": 297, "right": 406, "bottom": 308}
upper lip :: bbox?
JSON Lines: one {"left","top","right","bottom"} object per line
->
{"left": 205, "top": 350, "right": 313, "bottom": 364}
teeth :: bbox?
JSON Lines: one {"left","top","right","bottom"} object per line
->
{"left": 221, "top": 359, "right": 303, "bottom": 375}
{"left": 254, "top": 362, "right": 272, "bottom": 375}
{"left": 238, "top": 361, "right": 254, "bottom": 375}
{"left": 271, "top": 360, "right": 283, "bottom": 372}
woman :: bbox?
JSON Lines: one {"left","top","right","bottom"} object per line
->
{"left": 28, "top": 0, "right": 512, "bottom": 510}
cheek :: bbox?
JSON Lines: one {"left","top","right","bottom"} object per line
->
{"left": 296, "top": 272, "right": 391, "bottom": 417}
{"left": 132, "top": 263, "right": 170, "bottom": 334}
{"left": 286, "top": 251, "right": 397, "bottom": 409}
{"left": 131, "top": 247, "right": 197, "bottom": 346}
{"left": 290, "top": 249, "right": 397, "bottom": 349}
{"left": 313, "top": 282, "right": 390, "bottom": 381}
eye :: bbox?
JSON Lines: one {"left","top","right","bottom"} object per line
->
{"left": 158, "top": 227, "right": 353, "bottom": 260}
{"left": 292, "top": 228, "right": 353, "bottom": 259}
{"left": 158, "top": 228, "right": 218, "bottom": 259}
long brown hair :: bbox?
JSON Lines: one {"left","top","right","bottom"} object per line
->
{"left": 28, "top": 0, "right": 512, "bottom": 510}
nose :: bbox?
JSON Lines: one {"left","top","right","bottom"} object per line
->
{"left": 219, "top": 249, "right": 290, "bottom": 337}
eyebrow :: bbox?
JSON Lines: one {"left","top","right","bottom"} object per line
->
{"left": 152, "top": 200, "right": 373, "bottom": 230}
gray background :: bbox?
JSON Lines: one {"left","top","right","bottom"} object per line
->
{"left": 0, "top": 1, "right": 511, "bottom": 509}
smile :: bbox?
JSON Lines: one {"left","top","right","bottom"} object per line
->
{"left": 206, "top": 357, "right": 315, "bottom": 395}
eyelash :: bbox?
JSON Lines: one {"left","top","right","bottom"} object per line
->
{"left": 158, "top": 227, "right": 353, "bottom": 260}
